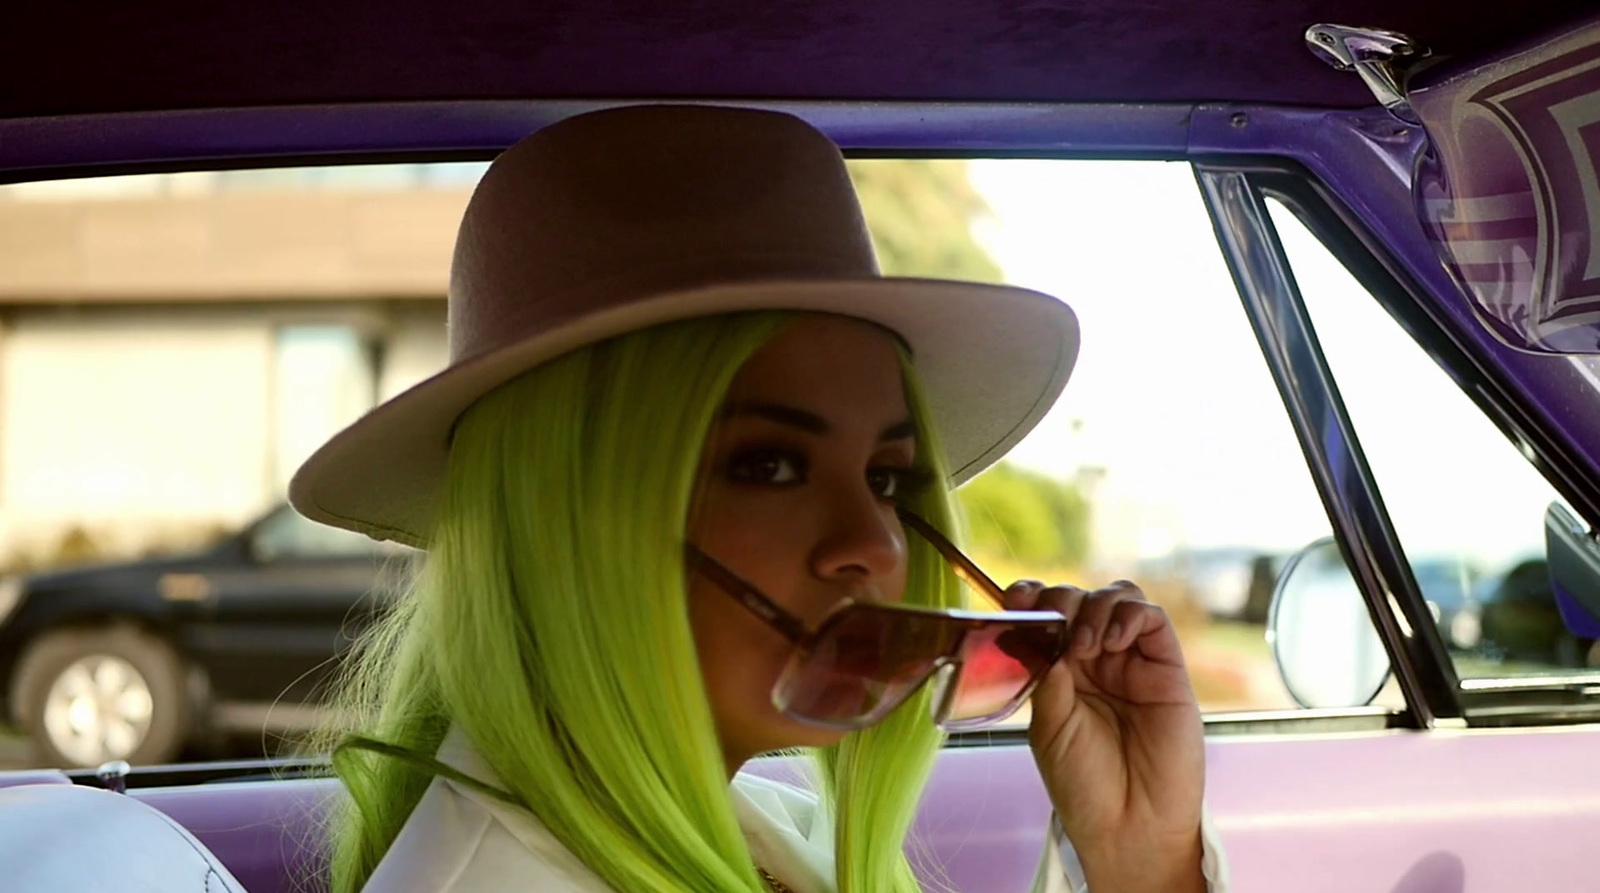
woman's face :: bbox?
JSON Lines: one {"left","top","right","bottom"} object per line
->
{"left": 687, "top": 315, "right": 920, "bottom": 772}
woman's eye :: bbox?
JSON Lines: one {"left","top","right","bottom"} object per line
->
{"left": 868, "top": 466, "right": 932, "bottom": 500}
{"left": 726, "top": 449, "right": 806, "bottom": 485}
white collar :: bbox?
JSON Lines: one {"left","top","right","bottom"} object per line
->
{"left": 433, "top": 727, "right": 838, "bottom": 893}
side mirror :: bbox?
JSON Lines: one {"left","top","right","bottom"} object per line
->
{"left": 1268, "top": 537, "right": 1392, "bottom": 708}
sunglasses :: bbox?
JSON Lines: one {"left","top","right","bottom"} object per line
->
{"left": 685, "top": 508, "right": 1071, "bottom": 731}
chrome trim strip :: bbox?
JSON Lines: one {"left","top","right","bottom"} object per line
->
{"left": 946, "top": 706, "right": 1403, "bottom": 747}
{"left": 1203, "top": 706, "right": 1396, "bottom": 725}
{"left": 1461, "top": 673, "right": 1600, "bottom": 692}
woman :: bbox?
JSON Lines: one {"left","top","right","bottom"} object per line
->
{"left": 291, "top": 105, "right": 1227, "bottom": 893}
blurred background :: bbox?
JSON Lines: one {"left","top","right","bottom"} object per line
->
{"left": 0, "top": 157, "right": 1585, "bottom": 769}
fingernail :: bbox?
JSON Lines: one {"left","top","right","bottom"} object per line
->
{"left": 1105, "top": 622, "right": 1122, "bottom": 646}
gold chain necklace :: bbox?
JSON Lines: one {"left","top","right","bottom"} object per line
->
{"left": 757, "top": 867, "right": 794, "bottom": 893}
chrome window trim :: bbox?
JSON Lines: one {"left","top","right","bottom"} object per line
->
{"left": 1201, "top": 706, "right": 1402, "bottom": 736}
{"left": 1204, "top": 160, "right": 1600, "bottom": 725}
{"left": 1193, "top": 163, "right": 1464, "bottom": 729}
{"left": 1262, "top": 168, "right": 1600, "bottom": 720}
{"left": 943, "top": 706, "right": 1405, "bottom": 748}
{"left": 1202, "top": 705, "right": 1397, "bottom": 724}
{"left": 1460, "top": 674, "right": 1600, "bottom": 696}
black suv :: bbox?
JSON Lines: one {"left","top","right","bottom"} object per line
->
{"left": 0, "top": 505, "right": 409, "bottom": 767}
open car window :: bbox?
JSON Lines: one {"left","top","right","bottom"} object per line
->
{"left": 0, "top": 158, "right": 1360, "bottom": 770}
{"left": 950, "top": 159, "right": 1347, "bottom": 723}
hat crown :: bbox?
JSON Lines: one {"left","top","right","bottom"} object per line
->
{"left": 448, "top": 106, "right": 880, "bottom": 362}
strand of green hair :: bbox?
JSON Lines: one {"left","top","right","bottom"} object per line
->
{"left": 317, "top": 312, "right": 965, "bottom": 893}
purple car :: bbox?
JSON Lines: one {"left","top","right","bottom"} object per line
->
{"left": 3, "top": 3, "right": 1600, "bottom": 892}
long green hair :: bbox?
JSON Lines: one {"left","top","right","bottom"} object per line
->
{"left": 321, "top": 311, "right": 964, "bottom": 893}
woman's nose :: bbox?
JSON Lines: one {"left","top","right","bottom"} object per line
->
{"left": 808, "top": 490, "right": 905, "bottom": 586}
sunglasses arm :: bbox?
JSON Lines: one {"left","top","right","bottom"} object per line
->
{"left": 684, "top": 544, "right": 813, "bottom": 643}
{"left": 894, "top": 508, "right": 1010, "bottom": 608}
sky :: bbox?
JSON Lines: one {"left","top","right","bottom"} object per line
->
{"left": 966, "top": 159, "right": 1562, "bottom": 572}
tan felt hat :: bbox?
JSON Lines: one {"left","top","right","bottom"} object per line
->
{"left": 289, "top": 105, "right": 1079, "bottom": 548}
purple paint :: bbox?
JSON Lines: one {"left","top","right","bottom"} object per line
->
{"left": 0, "top": 101, "right": 1195, "bottom": 177}
{"left": 107, "top": 728, "right": 1600, "bottom": 893}
{"left": 1201, "top": 726, "right": 1600, "bottom": 893}
{"left": 132, "top": 778, "right": 340, "bottom": 893}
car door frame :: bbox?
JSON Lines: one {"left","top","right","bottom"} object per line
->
{"left": 1196, "top": 151, "right": 1600, "bottom": 729}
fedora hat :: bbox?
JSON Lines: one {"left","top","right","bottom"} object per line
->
{"left": 289, "top": 105, "right": 1078, "bottom": 548}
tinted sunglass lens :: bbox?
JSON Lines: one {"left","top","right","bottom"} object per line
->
{"left": 944, "top": 621, "right": 1065, "bottom": 726}
{"left": 775, "top": 606, "right": 955, "bottom": 727}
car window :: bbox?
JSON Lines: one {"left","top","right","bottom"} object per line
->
{"left": 1268, "top": 198, "right": 1600, "bottom": 685}
{"left": 945, "top": 159, "right": 1343, "bottom": 719}
{"left": 0, "top": 159, "right": 1347, "bottom": 771}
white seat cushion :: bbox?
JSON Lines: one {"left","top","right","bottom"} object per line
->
{"left": 0, "top": 783, "right": 249, "bottom": 893}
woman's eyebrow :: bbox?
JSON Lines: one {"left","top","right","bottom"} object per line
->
{"left": 722, "top": 401, "right": 829, "bottom": 434}
{"left": 879, "top": 420, "right": 917, "bottom": 442}
{"left": 721, "top": 401, "right": 917, "bottom": 442}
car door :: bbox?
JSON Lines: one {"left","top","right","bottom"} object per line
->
{"left": 186, "top": 507, "right": 407, "bottom": 720}
{"left": 885, "top": 153, "right": 1600, "bottom": 891}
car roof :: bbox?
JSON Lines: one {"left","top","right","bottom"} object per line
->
{"left": 6, "top": 0, "right": 1594, "bottom": 121}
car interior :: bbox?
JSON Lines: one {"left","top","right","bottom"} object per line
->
{"left": 3, "top": 2, "right": 1600, "bottom": 892}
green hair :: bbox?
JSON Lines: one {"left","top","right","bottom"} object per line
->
{"left": 321, "top": 311, "right": 965, "bottom": 893}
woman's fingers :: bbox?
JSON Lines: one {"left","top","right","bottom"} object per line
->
{"left": 1105, "top": 598, "right": 1172, "bottom": 652}
{"left": 1054, "top": 580, "right": 1159, "bottom": 660}
{"left": 1000, "top": 579, "right": 1046, "bottom": 611}
{"left": 1104, "top": 598, "right": 1150, "bottom": 651}
{"left": 1029, "top": 583, "right": 1089, "bottom": 624}
{"left": 1004, "top": 578, "right": 1176, "bottom": 662}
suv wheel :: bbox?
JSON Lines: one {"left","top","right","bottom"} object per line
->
{"left": 13, "top": 627, "right": 190, "bottom": 768}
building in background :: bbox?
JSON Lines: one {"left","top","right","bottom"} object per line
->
{"left": 0, "top": 168, "right": 476, "bottom": 566}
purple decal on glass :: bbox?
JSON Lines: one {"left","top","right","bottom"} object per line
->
{"left": 1411, "top": 17, "right": 1600, "bottom": 353}
{"left": 1553, "top": 583, "right": 1600, "bottom": 637}
{"left": 1188, "top": 101, "right": 1600, "bottom": 542}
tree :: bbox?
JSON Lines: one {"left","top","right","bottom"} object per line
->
{"left": 956, "top": 461, "right": 1092, "bottom": 571}
{"left": 847, "top": 160, "right": 1003, "bottom": 282}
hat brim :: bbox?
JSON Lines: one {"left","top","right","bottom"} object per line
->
{"left": 289, "top": 278, "right": 1078, "bottom": 548}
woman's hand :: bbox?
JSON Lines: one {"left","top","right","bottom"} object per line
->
{"left": 1004, "top": 580, "right": 1207, "bottom": 893}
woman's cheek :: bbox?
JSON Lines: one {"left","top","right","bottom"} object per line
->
{"left": 687, "top": 577, "right": 784, "bottom": 702}
{"left": 693, "top": 494, "right": 782, "bottom": 555}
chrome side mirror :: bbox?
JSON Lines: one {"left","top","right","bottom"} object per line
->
{"left": 1268, "top": 537, "right": 1392, "bottom": 708}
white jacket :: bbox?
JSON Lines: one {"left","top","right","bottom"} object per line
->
{"left": 361, "top": 729, "right": 1230, "bottom": 893}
